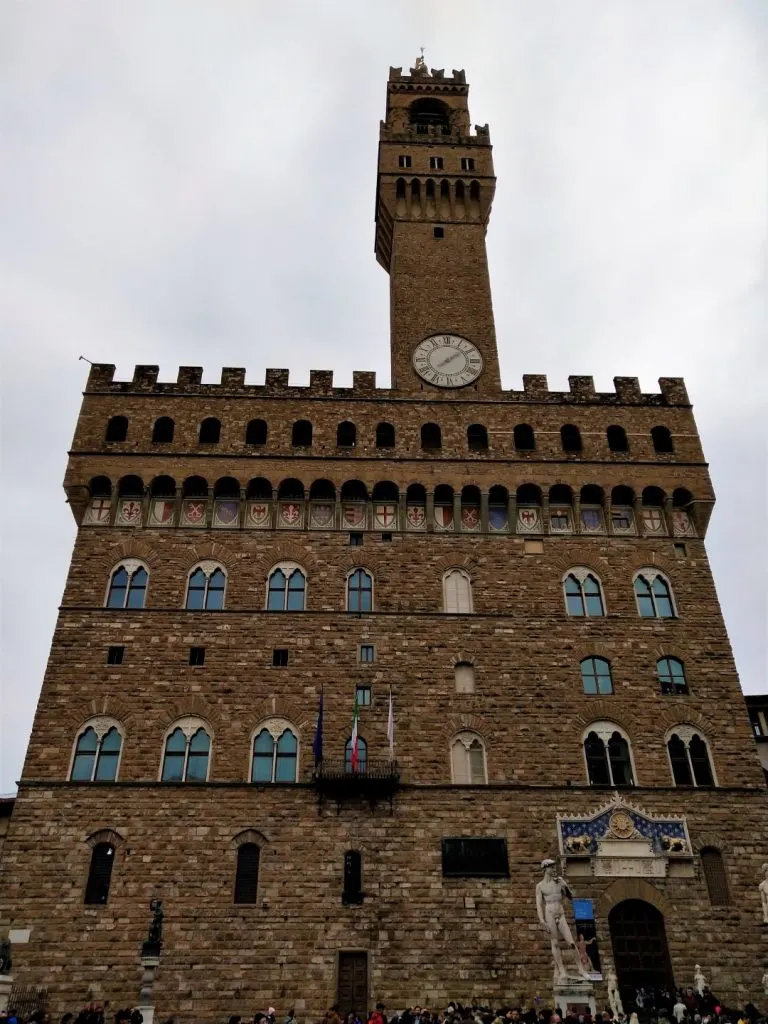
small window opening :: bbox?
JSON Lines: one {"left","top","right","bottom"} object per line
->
{"left": 461, "top": 157, "right": 475, "bottom": 171}
{"left": 349, "top": 532, "right": 363, "bottom": 546}
{"left": 107, "top": 646, "right": 124, "bottom": 666}
{"left": 674, "top": 542, "right": 687, "bottom": 558}
{"left": 430, "top": 156, "right": 444, "bottom": 170}
{"left": 272, "top": 648, "right": 289, "bottom": 667}
{"left": 398, "top": 155, "right": 411, "bottom": 169}
{"left": 381, "top": 532, "right": 393, "bottom": 542}
{"left": 343, "top": 850, "right": 363, "bottom": 905}
{"left": 355, "top": 685, "right": 372, "bottom": 707}
{"left": 360, "top": 644, "right": 375, "bottom": 664}
{"left": 433, "top": 226, "right": 444, "bottom": 239}
{"left": 189, "top": 646, "right": 205, "bottom": 666}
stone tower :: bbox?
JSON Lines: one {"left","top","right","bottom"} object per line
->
{"left": 1, "top": 59, "right": 766, "bottom": 1024}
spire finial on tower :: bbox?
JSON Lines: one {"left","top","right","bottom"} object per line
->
{"left": 413, "top": 46, "right": 429, "bottom": 76}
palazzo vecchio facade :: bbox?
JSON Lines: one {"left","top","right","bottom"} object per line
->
{"left": 2, "top": 60, "right": 767, "bottom": 1022}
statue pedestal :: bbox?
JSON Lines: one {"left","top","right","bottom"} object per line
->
{"left": 554, "top": 980, "right": 596, "bottom": 1017}
{"left": 0, "top": 974, "right": 14, "bottom": 1013}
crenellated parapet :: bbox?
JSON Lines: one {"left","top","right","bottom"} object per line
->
{"left": 84, "top": 364, "right": 690, "bottom": 406}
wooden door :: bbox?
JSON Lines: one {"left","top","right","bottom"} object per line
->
{"left": 337, "top": 951, "right": 368, "bottom": 1018}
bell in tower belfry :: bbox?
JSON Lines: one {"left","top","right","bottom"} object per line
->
{"left": 375, "top": 62, "right": 500, "bottom": 395}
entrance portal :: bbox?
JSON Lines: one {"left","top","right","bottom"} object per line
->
{"left": 337, "top": 951, "right": 369, "bottom": 1018}
{"left": 608, "top": 899, "right": 674, "bottom": 1004}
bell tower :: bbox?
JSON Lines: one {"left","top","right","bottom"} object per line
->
{"left": 375, "top": 57, "right": 500, "bottom": 395}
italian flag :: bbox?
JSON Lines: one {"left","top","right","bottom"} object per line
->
{"left": 350, "top": 694, "right": 360, "bottom": 772}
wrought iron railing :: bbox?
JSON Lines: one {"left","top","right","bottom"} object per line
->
{"left": 314, "top": 758, "right": 400, "bottom": 783}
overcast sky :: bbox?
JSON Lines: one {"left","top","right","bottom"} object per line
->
{"left": 1, "top": 1, "right": 766, "bottom": 793}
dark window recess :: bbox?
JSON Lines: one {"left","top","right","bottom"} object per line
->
{"left": 349, "top": 533, "right": 363, "bottom": 546}
{"left": 701, "top": 847, "right": 730, "bottom": 905}
{"left": 433, "top": 226, "right": 444, "bottom": 239}
{"left": 441, "top": 837, "right": 509, "bottom": 878}
{"left": 105, "top": 416, "right": 128, "bottom": 442}
{"left": 272, "top": 648, "right": 289, "bottom": 667}
{"left": 343, "top": 850, "right": 363, "bottom": 904}
{"left": 381, "top": 533, "right": 393, "bottom": 542}
{"left": 674, "top": 543, "right": 687, "bottom": 558}
{"left": 107, "top": 646, "right": 124, "bottom": 666}
{"left": 360, "top": 645, "right": 375, "bottom": 663}
{"left": 398, "top": 155, "right": 412, "bottom": 168}
{"left": 233, "top": 842, "right": 260, "bottom": 905}
{"left": 84, "top": 842, "right": 115, "bottom": 905}
{"left": 355, "top": 686, "right": 372, "bottom": 707}
{"left": 461, "top": 157, "right": 475, "bottom": 171}
{"left": 189, "top": 646, "right": 205, "bottom": 666}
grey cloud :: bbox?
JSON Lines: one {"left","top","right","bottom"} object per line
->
{"left": 1, "top": 0, "right": 766, "bottom": 790}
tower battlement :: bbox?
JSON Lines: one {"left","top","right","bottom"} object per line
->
{"left": 85, "top": 363, "right": 690, "bottom": 406}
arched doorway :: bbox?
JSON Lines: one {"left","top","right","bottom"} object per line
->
{"left": 608, "top": 899, "right": 674, "bottom": 1003}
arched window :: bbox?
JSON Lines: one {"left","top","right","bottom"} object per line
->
{"left": 467, "top": 424, "right": 488, "bottom": 451}
{"left": 199, "top": 417, "right": 221, "bottom": 444}
{"left": 667, "top": 729, "right": 715, "bottom": 787}
{"left": 409, "top": 97, "right": 450, "bottom": 132}
{"left": 634, "top": 570, "right": 676, "bottom": 618}
{"left": 583, "top": 724, "right": 634, "bottom": 786}
{"left": 337, "top": 421, "right": 356, "bottom": 447}
{"left": 344, "top": 736, "right": 367, "bottom": 773}
{"left": 292, "top": 420, "right": 313, "bottom": 447}
{"left": 118, "top": 475, "right": 144, "bottom": 497}
{"left": 376, "top": 422, "right": 395, "bottom": 448}
{"left": 421, "top": 423, "right": 442, "bottom": 450}
{"left": 267, "top": 563, "right": 306, "bottom": 611}
{"left": 84, "top": 842, "right": 116, "bottom": 905}
{"left": 234, "top": 843, "right": 260, "bottom": 904}
{"left": 347, "top": 569, "right": 373, "bottom": 613}
{"left": 657, "top": 657, "right": 688, "bottom": 695}
{"left": 105, "top": 416, "right": 128, "bottom": 442}
{"left": 563, "top": 570, "right": 605, "bottom": 617}
{"left": 150, "top": 475, "right": 175, "bottom": 497}
{"left": 561, "top": 424, "right": 582, "bottom": 453}
{"left": 106, "top": 561, "right": 148, "bottom": 609}
{"left": 580, "top": 657, "right": 614, "bottom": 695}
{"left": 700, "top": 848, "right": 729, "bottom": 905}
{"left": 89, "top": 475, "right": 112, "bottom": 497}
{"left": 161, "top": 721, "right": 211, "bottom": 782}
{"left": 514, "top": 424, "right": 535, "bottom": 451}
{"left": 651, "top": 426, "right": 674, "bottom": 453}
{"left": 246, "top": 419, "right": 267, "bottom": 446}
{"left": 607, "top": 425, "right": 629, "bottom": 452}
{"left": 183, "top": 475, "right": 208, "bottom": 497}
{"left": 443, "top": 569, "right": 473, "bottom": 613}
{"left": 71, "top": 723, "right": 123, "bottom": 782}
{"left": 185, "top": 564, "right": 226, "bottom": 610}
{"left": 451, "top": 732, "right": 487, "bottom": 784}
{"left": 152, "top": 417, "right": 174, "bottom": 443}
{"left": 251, "top": 722, "right": 299, "bottom": 783}
{"left": 454, "top": 662, "right": 475, "bottom": 694}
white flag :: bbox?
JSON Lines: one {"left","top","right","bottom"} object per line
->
{"left": 387, "top": 687, "right": 395, "bottom": 758}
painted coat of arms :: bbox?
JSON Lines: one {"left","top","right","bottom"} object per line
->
{"left": 517, "top": 507, "right": 540, "bottom": 533}
{"left": 374, "top": 503, "right": 397, "bottom": 529}
{"left": 149, "top": 500, "right": 175, "bottom": 527}
{"left": 580, "top": 508, "right": 604, "bottom": 534}
{"left": 672, "top": 510, "right": 695, "bottom": 537}
{"left": 214, "top": 500, "right": 239, "bottom": 528}
{"left": 406, "top": 505, "right": 426, "bottom": 530}
{"left": 310, "top": 503, "right": 334, "bottom": 528}
{"left": 84, "top": 498, "right": 111, "bottom": 526}
{"left": 641, "top": 508, "right": 666, "bottom": 535}
{"left": 117, "top": 500, "right": 142, "bottom": 526}
{"left": 247, "top": 502, "right": 270, "bottom": 528}
{"left": 549, "top": 508, "right": 572, "bottom": 533}
{"left": 182, "top": 500, "right": 206, "bottom": 527}
{"left": 279, "top": 502, "right": 303, "bottom": 527}
{"left": 488, "top": 505, "right": 507, "bottom": 532}
{"left": 461, "top": 506, "right": 480, "bottom": 530}
{"left": 434, "top": 505, "right": 454, "bottom": 530}
{"left": 342, "top": 504, "right": 365, "bottom": 528}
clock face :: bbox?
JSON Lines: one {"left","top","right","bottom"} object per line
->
{"left": 412, "top": 334, "right": 483, "bottom": 388}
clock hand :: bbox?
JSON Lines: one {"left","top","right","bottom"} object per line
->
{"left": 437, "top": 353, "right": 462, "bottom": 369}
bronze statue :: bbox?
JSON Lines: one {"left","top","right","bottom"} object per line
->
{"left": 141, "top": 898, "right": 163, "bottom": 956}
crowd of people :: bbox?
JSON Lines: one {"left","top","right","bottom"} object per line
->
{"left": 1, "top": 990, "right": 766, "bottom": 1024}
